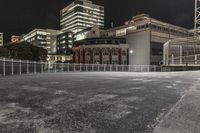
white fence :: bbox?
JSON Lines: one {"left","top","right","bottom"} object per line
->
{"left": 0, "top": 58, "right": 162, "bottom": 76}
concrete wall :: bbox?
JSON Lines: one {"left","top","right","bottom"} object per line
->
{"left": 125, "top": 30, "right": 151, "bottom": 65}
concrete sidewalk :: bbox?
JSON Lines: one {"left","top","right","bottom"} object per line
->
{"left": 154, "top": 80, "right": 200, "bottom": 133}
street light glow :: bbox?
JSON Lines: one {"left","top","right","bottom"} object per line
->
{"left": 129, "top": 50, "right": 134, "bottom": 54}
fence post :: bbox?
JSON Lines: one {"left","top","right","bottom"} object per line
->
{"left": 98, "top": 64, "right": 100, "bottom": 72}
{"left": 26, "top": 61, "right": 28, "bottom": 74}
{"left": 147, "top": 65, "right": 150, "bottom": 72}
{"left": 128, "top": 65, "right": 130, "bottom": 72}
{"left": 55, "top": 63, "right": 57, "bottom": 72}
{"left": 104, "top": 64, "right": 106, "bottom": 72}
{"left": 11, "top": 59, "right": 14, "bottom": 75}
{"left": 68, "top": 63, "right": 70, "bottom": 72}
{"left": 92, "top": 64, "right": 94, "bottom": 72}
{"left": 110, "top": 64, "right": 112, "bottom": 72}
{"left": 80, "top": 63, "right": 82, "bottom": 71}
{"left": 122, "top": 65, "right": 125, "bottom": 72}
{"left": 41, "top": 62, "right": 43, "bottom": 73}
{"left": 48, "top": 62, "right": 50, "bottom": 73}
{"left": 62, "top": 63, "right": 64, "bottom": 72}
{"left": 86, "top": 64, "right": 88, "bottom": 72}
{"left": 34, "top": 61, "right": 36, "bottom": 74}
{"left": 154, "top": 65, "right": 156, "bottom": 72}
{"left": 19, "top": 60, "right": 22, "bottom": 75}
{"left": 3, "top": 58, "right": 5, "bottom": 76}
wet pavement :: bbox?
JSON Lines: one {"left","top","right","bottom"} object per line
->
{"left": 0, "top": 72, "right": 199, "bottom": 133}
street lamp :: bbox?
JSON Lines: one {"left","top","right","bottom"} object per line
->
{"left": 129, "top": 50, "right": 134, "bottom": 54}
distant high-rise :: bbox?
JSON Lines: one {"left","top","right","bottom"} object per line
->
{"left": 0, "top": 33, "right": 3, "bottom": 46}
{"left": 21, "top": 29, "right": 62, "bottom": 54}
{"left": 60, "top": 0, "right": 104, "bottom": 33}
{"left": 57, "top": 32, "right": 73, "bottom": 55}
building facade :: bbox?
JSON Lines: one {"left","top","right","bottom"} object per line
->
{"left": 57, "top": 32, "right": 73, "bottom": 55}
{"left": 21, "top": 29, "right": 62, "bottom": 54}
{"left": 0, "top": 33, "right": 3, "bottom": 46}
{"left": 60, "top": 0, "right": 104, "bottom": 33}
{"left": 47, "top": 54, "right": 73, "bottom": 63}
{"left": 73, "top": 26, "right": 102, "bottom": 42}
{"left": 101, "top": 14, "right": 192, "bottom": 65}
{"left": 73, "top": 38, "right": 128, "bottom": 65}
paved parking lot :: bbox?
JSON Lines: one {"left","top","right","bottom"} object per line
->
{"left": 0, "top": 72, "right": 199, "bottom": 133}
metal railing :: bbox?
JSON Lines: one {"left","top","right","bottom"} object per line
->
{"left": 0, "top": 58, "right": 162, "bottom": 76}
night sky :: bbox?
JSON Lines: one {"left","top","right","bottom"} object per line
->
{"left": 0, "top": 0, "right": 195, "bottom": 43}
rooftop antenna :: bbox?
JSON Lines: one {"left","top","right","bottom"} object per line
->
{"left": 195, "top": 0, "right": 200, "bottom": 36}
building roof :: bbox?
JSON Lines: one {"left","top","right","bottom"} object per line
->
{"left": 102, "top": 14, "right": 191, "bottom": 35}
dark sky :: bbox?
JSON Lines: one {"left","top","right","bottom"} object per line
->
{"left": 0, "top": 0, "right": 195, "bottom": 43}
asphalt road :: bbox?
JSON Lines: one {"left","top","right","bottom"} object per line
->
{"left": 0, "top": 72, "right": 199, "bottom": 133}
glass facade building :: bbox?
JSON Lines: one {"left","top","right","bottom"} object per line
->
{"left": 60, "top": 0, "right": 104, "bottom": 33}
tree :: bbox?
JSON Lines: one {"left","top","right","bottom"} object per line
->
{"left": 1, "top": 42, "right": 48, "bottom": 61}
{"left": 0, "top": 46, "right": 9, "bottom": 58}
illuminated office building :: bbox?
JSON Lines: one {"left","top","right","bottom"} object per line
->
{"left": 60, "top": 0, "right": 104, "bottom": 33}
{"left": 57, "top": 32, "right": 73, "bottom": 55}
{"left": 22, "top": 29, "right": 62, "bottom": 54}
